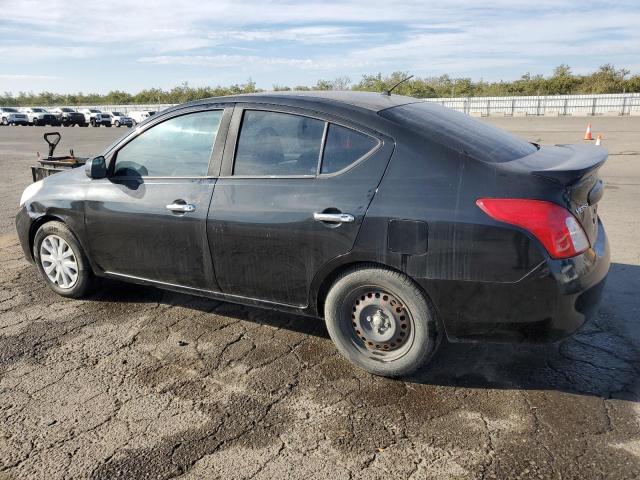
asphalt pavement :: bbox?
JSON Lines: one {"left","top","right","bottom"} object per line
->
{"left": 0, "top": 117, "right": 638, "bottom": 479}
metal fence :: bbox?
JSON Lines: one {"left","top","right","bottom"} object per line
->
{"left": 69, "top": 104, "right": 176, "bottom": 115}
{"left": 422, "top": 93, "right": 640, "bottom": 116}
{"left": 71, "top": 93, "right": 640, "bottom": 117}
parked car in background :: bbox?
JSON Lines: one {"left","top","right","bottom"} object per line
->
{"left": 0, "top": 107, "right": 29, "bottom": 125}
{"left": 49, "top": 107, "right": 88, "bottom": 127}
{"left": 107, "top": 111, "right": 134, "bottom": 127}
{"left": 78, "top": 108, "right": 112, "bottom": 127}
{"left": 128, "top": 110, "right": 156, "bottom": 125}
{"left": 15, "top": 91, "right": 610, "bottom": 377}
{"left": 20, "top": 107, "right": 60, "bottom": 126}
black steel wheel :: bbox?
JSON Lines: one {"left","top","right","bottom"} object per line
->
{"left": 324, "top": 266, "right": 440, "bottom": 377}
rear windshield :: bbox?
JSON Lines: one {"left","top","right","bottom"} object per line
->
{"left": 379, "top": 102, "right": 536, "bottom": 163}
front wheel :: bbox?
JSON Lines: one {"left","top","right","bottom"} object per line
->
{"left": 324, "top": 266, "right": 440, "bottom": 377}
{"left": 114, "top": 120, "right": 120, "bottom": 127}
{"left": 33, "top": 221, "right": 98, "bottom": 298}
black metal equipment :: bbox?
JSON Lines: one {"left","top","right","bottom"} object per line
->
{"left": 30, "top": 132, "right": 88, "bottom": 182}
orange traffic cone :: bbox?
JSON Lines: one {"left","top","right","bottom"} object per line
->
{"left": 595, "top": 134, "right": 602, "bottom": 146}
{"left": 584, "top": 123, "right": 593, "bottom": 140}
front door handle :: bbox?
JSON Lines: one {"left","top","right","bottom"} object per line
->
{"left": 166, "top": 202, "right": 196, "bottom": 213}
{"left": 313, "top": 212, "right": 355, "bottom": 223}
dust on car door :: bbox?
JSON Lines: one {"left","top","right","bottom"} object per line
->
{"left": 207, "top": 105, "right": 394, "bottom": 306}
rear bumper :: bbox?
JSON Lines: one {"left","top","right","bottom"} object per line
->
{"left": 421, "top": 219, "right": 610, "bottom": 343}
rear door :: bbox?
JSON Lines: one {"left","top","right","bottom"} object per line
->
{"left": 207, "top": 105, "right": 394, "bottom": 306}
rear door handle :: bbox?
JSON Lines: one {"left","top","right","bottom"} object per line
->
{"left": 313, "top": 212, "right": 355, "bottom": 223}
{"left": 166, "top": 203, "right": 196, "bottom": 213}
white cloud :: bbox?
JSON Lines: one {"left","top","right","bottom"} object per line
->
{"left": 0, "top": 74, "right": 61, "bottom": 80}
{"left": 1, "top": 0, "right": 639, "bottom": 91}
{"left": 138, "top": 54, "right": 374, "bottom": 71}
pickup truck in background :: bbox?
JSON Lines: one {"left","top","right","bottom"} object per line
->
{"left": 106, "top": 111, "right": 134, "bottom": 127}
{"left": 0, "top": 107, "right": 29, "bottom": 125}
{"left": 49, "top": 107, "right": 88, "bottom": 127}
{"left": 78, "top": 108, "right": 112, "bottom": 127}
{"left": 128, "top": 110, "right": 156, "bottom": 125}
{"left": 20, "top": 107, "right": 61, "bottom": 126}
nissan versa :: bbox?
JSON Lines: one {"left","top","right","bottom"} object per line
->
{"left": 15, "top": 91, "right": 610, "bottom": 377}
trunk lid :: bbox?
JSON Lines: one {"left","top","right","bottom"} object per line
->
{"left": 500, "top": 144, "right": 607, "bottom": 245}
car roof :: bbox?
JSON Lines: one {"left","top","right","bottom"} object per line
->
{"left": 185, "top": 91, "right": 421, "bottom": 113}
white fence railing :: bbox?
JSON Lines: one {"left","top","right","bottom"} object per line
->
{"left": 69, "top": 93, "right": 640, "bottom": 117}
{"left": 422, "top": 93, "right": 640, "bottom": 116}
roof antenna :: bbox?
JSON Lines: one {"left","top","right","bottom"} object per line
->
{"left": 383, "top": 75, "right": 414, "bottom": 96}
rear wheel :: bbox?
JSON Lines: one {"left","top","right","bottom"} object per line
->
{"left": 114, "top": 120, "right": 120, "bottom": 127}
{"left": 324, "top": 266, "right": 440, "bottom": 377}
{"left": 0, "top": 117, "right": 7, "bottom": 126}
{"left": 33, "top": 221, "right": 97, "bottom": 298}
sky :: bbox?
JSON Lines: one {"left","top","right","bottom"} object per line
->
{"left": 1, "top": 0, "right": 640, "bottom": 94}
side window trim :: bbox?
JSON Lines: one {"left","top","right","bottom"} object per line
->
{"left": 318, "top": 126, "right": 382, "bottom": 178}
{"left": 107, "top": 105, "right": 232, "bottom": 179}
{"left": 221, "top": 104, "right": 384, "bottom": 179}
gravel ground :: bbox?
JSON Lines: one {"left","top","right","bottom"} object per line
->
{"left": 0, "top": 117, "right": 639, "bottom": 479}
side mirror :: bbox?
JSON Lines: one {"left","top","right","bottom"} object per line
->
{"left": 85, "top": 156, "right": 107, "bottom": 179}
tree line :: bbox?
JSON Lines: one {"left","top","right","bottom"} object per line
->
{"left": 2, "top": 64, "right": 639, "bottom": 107}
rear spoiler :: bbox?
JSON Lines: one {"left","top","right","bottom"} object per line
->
{"left": 501, "top": 144, "right": 608, "bottom": 186}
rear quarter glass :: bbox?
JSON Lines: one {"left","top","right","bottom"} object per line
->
{"left": 379, "top": 102, "right": 537, "bottom": 163}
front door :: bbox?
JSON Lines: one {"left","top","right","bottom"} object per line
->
{"left": 208, "top": 106, "right": 394, "bottom": 306}
{"left": 85, "top": 107, "right": 229, "bottom": 290}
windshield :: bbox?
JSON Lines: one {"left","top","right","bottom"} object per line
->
{"left": 90, "top": 109, "right": 100, "bottom": 113}
{"left": 32, "top": 108, "right": 45, "bottom": 112}
{"left": 3, "top": 107, "right": 18, "bottom": 113}
{"left": 111, "top": 112, "right": 123, "bottom": 116}
{"left": 379, "top": 102, "right": 536, "bottom": 163}
{"left": 61, "top": 108, "right": 74, "bottom": 112}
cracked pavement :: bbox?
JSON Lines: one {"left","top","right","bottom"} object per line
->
{"left": 1, "top": 117, "right": 639, "bottom": 479}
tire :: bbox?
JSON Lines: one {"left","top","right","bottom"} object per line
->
{"left": 131, "top": 119, "right": 137, "bottom": 126}
{"left": 32, "top": 118, "right": 39, "bottom": 126}
{"left": 324, "top": 266, "right": 440, "bottom": 377}
{"left": 114, "top": 120, "right": 120, "bottom": 127}
{"left": 0, "top": 117, "right": 7, "bottom": 126}
{"left": 33, "top": 221, "right": 97, "bottom": 298}
{"left": 91, "top": 119, "right": 97, "bottom": 127}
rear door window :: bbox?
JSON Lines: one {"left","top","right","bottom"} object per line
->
{"left": 320, "top": 124, "right": 378, "bottom": 174}
{"left": 233, "top": 110, "right": 325, "bottom": 176}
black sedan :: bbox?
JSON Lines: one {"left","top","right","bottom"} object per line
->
{"left": 15, "top": 92, "right": 610, "bottom": 377}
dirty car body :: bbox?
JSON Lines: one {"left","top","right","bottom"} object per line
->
{"left": 15, "top": 92, "right": 610, "bottom": 375}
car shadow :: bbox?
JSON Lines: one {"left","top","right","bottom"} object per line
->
{"left": 91, "top": 262, "right": 640, "bottom": 401}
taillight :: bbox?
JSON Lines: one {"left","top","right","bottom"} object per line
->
{"left": 476, "top": 198, "right": 590, "bottom": 259}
